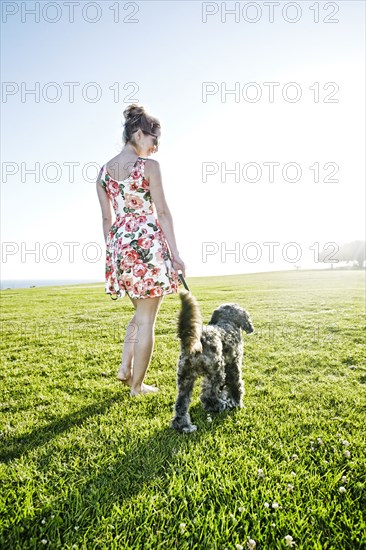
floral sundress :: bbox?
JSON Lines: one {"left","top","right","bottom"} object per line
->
{"left": 99, "top": 156, "right": 182, "bottom": 300}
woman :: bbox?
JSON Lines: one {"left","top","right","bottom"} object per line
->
{"left": 96, "top": 104, "right": 186, "bottom": 396}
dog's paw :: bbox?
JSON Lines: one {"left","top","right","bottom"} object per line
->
{"left": 220, "top": 388, "right": 229, "bottom": 401}
{"left": 217, "top": 399, "right": 227, "bottom": 412}
{"left": 202, "top": 398, "right": 227, "bottom": 413}
{"left": 182, "top": 424, "right": 197, "bottom": 433}
{"left": 170, "top": 418, "right": 197, "bottom": 433}
{"left": 225, "top": 397, "right": 243, "bottom": 409}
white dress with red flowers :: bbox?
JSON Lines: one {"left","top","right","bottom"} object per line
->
{"left": 100, "top": 157, "right": 182, "bottom": 300}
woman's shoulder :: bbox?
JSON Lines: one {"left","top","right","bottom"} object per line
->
{"left": 143, "top": 158, "right": 161, "bottom": 172}
{"left": 143, "top": 157, "right": 159, "bottom": 166}
{"left": 143, "top": 158, "right": 161, "bottom": 184}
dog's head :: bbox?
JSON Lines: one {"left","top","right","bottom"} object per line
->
{"left": 208, "top": 303, "right": 254, "bottom": 334}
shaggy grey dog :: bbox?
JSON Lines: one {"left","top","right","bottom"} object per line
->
{"left": 171, "top": 291, "right": 254, "bottom": 433}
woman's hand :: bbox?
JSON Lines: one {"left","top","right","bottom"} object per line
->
{"left": 171, "top": 252, "right": 186, "bottom": 278}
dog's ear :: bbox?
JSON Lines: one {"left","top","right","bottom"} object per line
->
{"left": 209, "top": 309, "right": 221, "bottom": 325}
{"left": 240, "top": 311, "right": 255, "bottom": 334}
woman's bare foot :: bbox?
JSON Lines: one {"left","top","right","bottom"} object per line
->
{"left": 117, "top": 376, "right": 133, "bottom": 387}
{"left": 117, "top": 365, "right": 133, "bottom": 386}
{"left": 130, "top": 383, "right": 159, "bottom": 396}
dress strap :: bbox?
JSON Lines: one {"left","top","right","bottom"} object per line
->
{"left": 101, "top": 163, "right": 107, "bottom": 178}
{"left": 137, "top": 157, "right": 147, "bottom": 179}
{"left": 99, "top": 163, "right": 107, "bottom": 188}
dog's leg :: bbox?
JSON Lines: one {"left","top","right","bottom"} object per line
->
{"left": 200, "top": 359, "right": 227, "bottom": 413}
{"left": 171, "top": 360, "right": 197, "bottom": 433}
{"left": 224, "top": 358, "right": 244, "bottom": 408}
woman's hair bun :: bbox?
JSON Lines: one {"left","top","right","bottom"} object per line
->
{"left": 123, "top": 104, "right": 146, "bottom": 122}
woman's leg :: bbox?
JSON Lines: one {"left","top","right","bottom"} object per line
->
{"left": 130, "top": 295, "right": 164, "bottom": 396}
{"left": 117, "top": 314, "right": 137, "bottom": 384}
{"left": 117, "top": 295, "right": 138, "bottom": 385}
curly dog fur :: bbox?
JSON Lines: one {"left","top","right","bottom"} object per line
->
{"left": 171, "top": 290, "right": 254, "bottom": 433}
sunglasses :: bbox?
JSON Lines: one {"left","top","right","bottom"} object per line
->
{"left": 143, "top": 131, "right": 160, "bottom": 148}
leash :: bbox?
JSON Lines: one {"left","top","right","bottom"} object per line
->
{"left": 178, "top": 272, "right": 190, "bottom": 292}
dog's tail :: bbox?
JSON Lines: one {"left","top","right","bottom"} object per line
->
{"left": 177, "top": 291, "right": 203, "bottom": 354}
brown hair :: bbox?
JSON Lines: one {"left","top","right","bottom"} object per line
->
{"left": 122, "top": 104, "right": 161, "bottom": 145}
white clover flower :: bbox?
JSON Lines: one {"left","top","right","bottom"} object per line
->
{"left": 284, "top": 534, "right": 295, "bottom": 547}
{"left": 247, "top": 539, "right": 256, "bottom": 550}
{"left": 41, "top": 519, "right": 46, "bottom": 524}
{"left": 74, "top": 526, "right": 79, "bottom": 531}
{"left": 271, "top": 522, "right": 276, "bottom": 527}
{"left": 344, "top": 450, "right": 351, "bottom": 458}
{"left": 238, "top": 506, "right": 245, "bottom": 512}
{"left": 339, "top": 486, "right": 346, "bottom": 493}
{"left": 257, "top": 468, "right": 265, "bottom": 478}
{"left": 341, "top": 475, "right": 347, "bottom": 483}
{"left": 264, "top": 502, "right": 270, "bottom": 508}
{"left": 291, "top": 454, "right": 299, "bottom": 460}
{"left": 235, "top": 545, "right": 244, "bottom": 550}
{"left": 287, "top": 483, "right": 294, "bottom": 492}
{"left": 207, "top": 415, "right": 212, "bottom": 423}
{"left": 317, "top": 438, "right": 324, "bottom": 445}
{"left": 272, "top": 502, "right": 279, "bottom": 509}
{"left": 342, "top": 440, "right": 350, "bottom": 446}
{"left": 51, "top": 515, "right": 55, "bottom": 519}
{"left": 179, "top": 523, "right": 186, "bottom": 534}
{"left": 41, "top": 541, "right": 47, "bottom": 545}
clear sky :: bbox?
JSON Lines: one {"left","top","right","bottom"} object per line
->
{"left": 1, "top": 0, "right": 365, "bottom": 281}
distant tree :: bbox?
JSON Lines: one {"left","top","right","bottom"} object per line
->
{"left": 318, "top": 240, "right": 366, "bottom": 269}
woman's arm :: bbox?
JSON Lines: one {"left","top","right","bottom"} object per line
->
{"left": 146, "top": 160, "right": 180, "bottom": 256}
{"left": 96, "top": 168, "right": 113, "bottom": 243}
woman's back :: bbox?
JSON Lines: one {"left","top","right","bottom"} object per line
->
{"left": 101, "top": 155, "right": 154, "bottom": 220}
{"left": 105, "top": 152, "right": 148, "bottom": 183}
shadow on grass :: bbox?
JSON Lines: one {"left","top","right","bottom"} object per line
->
{"left": 1, "top": 400, "right": 238, "bottom": 547}
{"left": 0, "top": 393, "right": 122, "bottom": 463}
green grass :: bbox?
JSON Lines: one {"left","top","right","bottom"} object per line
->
{"left": 1, "top": 269, "right": 365, "bottom": 549}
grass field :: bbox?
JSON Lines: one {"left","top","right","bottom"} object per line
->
{"left": 1, "top": 269, "right": 365, "bottom": 549}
